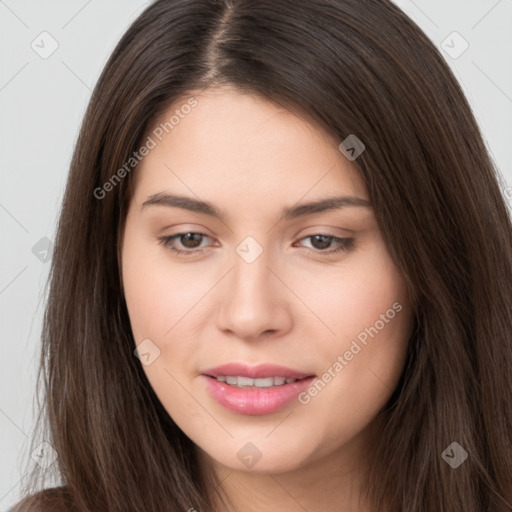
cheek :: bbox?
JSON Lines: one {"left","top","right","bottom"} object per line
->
{"left": 291, "top": 243, "right": 410, "bottom": 350}
{"left": 121, "top": 226, "right": 206, "bottom": 414}
{"left": 121, "top": 226, "right": 208, "bottom": 344}
{"left": 333, "top": 264, "right": 409, "bottom": 348}
{"left": 334, "top": 253, "right": 411, "bottom": 384}
{"left": 296, "top": 245, "right": 412, "bottom": 418}
{"left": 308, "top": 309, "right": 410, "bottom": 452}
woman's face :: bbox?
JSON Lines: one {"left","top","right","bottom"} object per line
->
{"left": 121, "top": 87, "right": 413, "bottom": 475}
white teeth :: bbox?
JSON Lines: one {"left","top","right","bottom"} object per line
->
{"left": 215, "top": 376, "right": 300, "bottom": 388}
{"left": 238, "top": 376, "right": 256, "bottom": 387}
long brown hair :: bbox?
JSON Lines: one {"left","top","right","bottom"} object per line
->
{"left": 13, "top": 0, "right": 512, "bottom": 510}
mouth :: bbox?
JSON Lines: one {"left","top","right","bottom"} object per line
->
{"left": 202, "top": 362, "right": 314, "bottom": 381}
{"left": 205, "top": 375, "right": 310, "bottom": 389}
{"left": 201, "top": 363, "right": 316, "bottom": 415}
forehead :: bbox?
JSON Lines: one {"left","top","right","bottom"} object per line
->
{"left": 132, "top": 87, "right": 368, "bottom": 208}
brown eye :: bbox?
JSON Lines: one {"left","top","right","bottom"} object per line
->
{"left": 309, "top": 235, "right": 333, "bottom": 250}
{"left": 296, "top": 234, "right": 355, "bottom": 253}
{"left": 158, "top": 232, "right": 211, "bottom": 256}
{"left": 176, "top": 233, "right": 205, "bottom": 248}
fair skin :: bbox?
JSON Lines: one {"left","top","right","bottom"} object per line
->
{"left": 121, "top": 87, "right": 414, "bottom": 512}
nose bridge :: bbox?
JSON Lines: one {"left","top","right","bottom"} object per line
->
{"left": 216, "top": 235, "right": 292, "bottom": 338}
{"left": 230, "top": 236, "right": 275, "bottom": 305}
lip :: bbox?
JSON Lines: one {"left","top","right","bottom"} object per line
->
{"left": 201, "top": 363, "right": 313, "bottom": 380}
{"left": 201, "top": 363, "right": 316, "bottom": 415}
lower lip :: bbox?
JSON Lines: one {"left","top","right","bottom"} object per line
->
{"left": 202, "top": 375, "right": 316, "bottom": 415}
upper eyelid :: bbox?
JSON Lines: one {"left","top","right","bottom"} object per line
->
{"left": 163, "top": 231, "right": 352, "bottom": 249}
{"left": 160, "top": 223, "right": 354, "bottom": 238}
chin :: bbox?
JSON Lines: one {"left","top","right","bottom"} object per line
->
{"left": 197, "top": 434, "right": 318, "bottom": 475}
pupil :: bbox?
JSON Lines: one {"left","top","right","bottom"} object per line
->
{"left": 311, "top": 235, "right": 331, "bottom": 250}
{"left": 182, "top": 233, "right": 202, "bottom": 248}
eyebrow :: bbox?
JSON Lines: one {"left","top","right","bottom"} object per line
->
{"left": 141, "top": 192, "right": 371, "bottom": 221}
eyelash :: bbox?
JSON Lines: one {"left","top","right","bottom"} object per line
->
{"left": 157, "top": 232, "right": 355, "bottom": 257}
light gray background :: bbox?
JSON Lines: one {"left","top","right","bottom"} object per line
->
{"left": 1, "top": 0, "right": 511, "bottom": 509}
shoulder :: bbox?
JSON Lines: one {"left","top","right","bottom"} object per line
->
{"left": 9, "top": 486, "right": 74, "bottom": 512}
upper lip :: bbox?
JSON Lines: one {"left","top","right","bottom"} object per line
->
{"left": 202, "top": 363, "right": 314, "bottom": 380}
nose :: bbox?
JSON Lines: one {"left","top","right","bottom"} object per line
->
{"left": 215, "top": 246, "right": 293, "bottom": 342}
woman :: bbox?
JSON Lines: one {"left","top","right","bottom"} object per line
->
{"left": 12, "top": 0, "right": 512, "bottom": 510}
